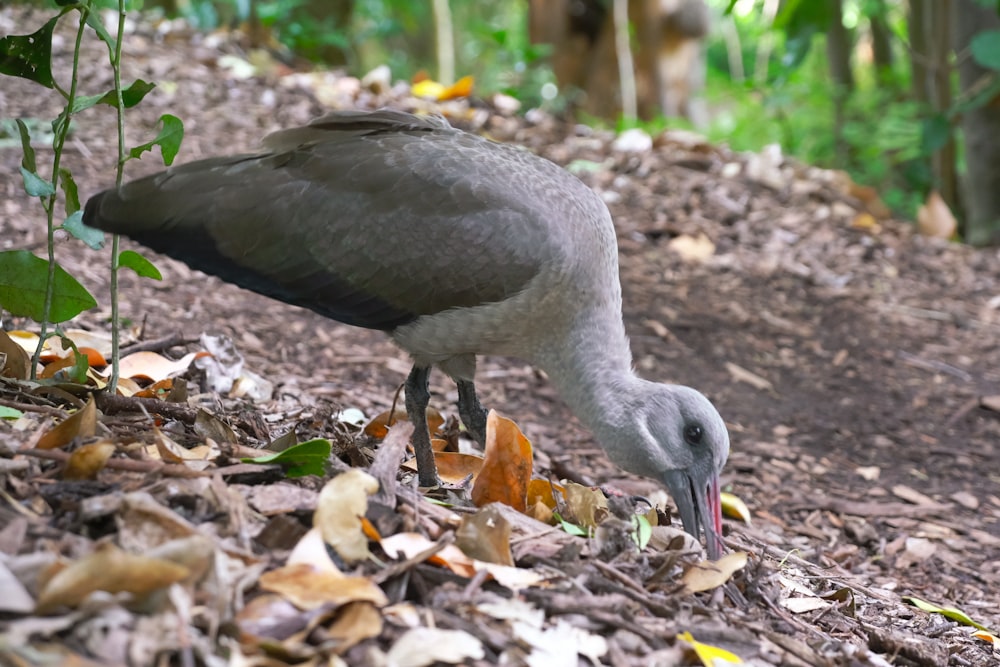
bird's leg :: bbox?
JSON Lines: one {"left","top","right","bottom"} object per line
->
{"left": 404, "top": 365, "right": 440, "bottom": 487}
{"left": 456, "top": 380, "right": 488, "bottom": 446}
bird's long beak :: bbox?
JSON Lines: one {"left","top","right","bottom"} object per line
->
{"left": 663, "top": 470, "right": 724, "bottom": 559}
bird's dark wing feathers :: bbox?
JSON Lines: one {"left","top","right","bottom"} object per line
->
{"left": 84, "top": 111, "right": 565, "bottom": 331}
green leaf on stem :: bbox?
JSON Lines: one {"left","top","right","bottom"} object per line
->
{"left": 971, "top": 29, "right": 1000, "bottom": 72}
{"left": 118, "top": 250, "right": 162, "bottom": 280}
{"left": 15, "top": 119, "right": 37, "bottom": 172}
{"left": 0, "top": 16, "right": 59, "bottom": 88}
{"left": 0, "top": 250, "right": 97, "bottom": 323}
{"left": 20, "top": 166, "right": 55, "bottom": 197}
{"left": 71, "top": 79, "right": 156, "bottom": 114}
{"left": 59, "top": 168, "right": 80, "bottom": 215}
{"left": 128, "top": 114, "right": 184, "bottom": 165}
{"left": 63, "top": 211, "right": 105, "bottom": 250}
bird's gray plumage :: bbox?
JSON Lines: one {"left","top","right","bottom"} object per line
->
{"left": 84, "top": 108, "right": 730, "bottom": 558}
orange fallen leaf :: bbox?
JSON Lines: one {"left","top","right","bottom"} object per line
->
{"left": 110, "top": 350, "right": 203, "bottom": 383}
{"left": 440, "top": 75, "right": 474, "bottom": 100}
{"left": 36, "top": 395, "right": 97, "bottom": 450}
{"left": 470, "top": 410, "right": 533, "bottom": 512}
{"left": 63, "top": 441, "right": 117, "bottom": 480}
{"left": 364, "top": 407, "right": 444, "bottom": 440}
{"left": 401, "top": 451, "right": 483, "bottom": 483}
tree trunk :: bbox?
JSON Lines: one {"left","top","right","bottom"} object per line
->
{"left": 825, "top": 0, "right": 853, "bottom": 166}
{"left": 869, "top": 0, "right": 894, "bottom": 85}
{"left": 908, "top": 0, "right": 930, "bottom": 105}
{"left": 954, "top": 0, "right": 1000, "bottom": 245}
{"left": 927, "top": 0, "right": 958, "bottom": 215}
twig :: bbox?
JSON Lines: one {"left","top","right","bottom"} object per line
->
{"left": 17, "top": 447, "right": 206, "bottom": 477}
{"left": 119, "top": 333, "right": 196, "bottom": 356}
{"left": 94, "top": 393, "right": 197, "bottom": 423}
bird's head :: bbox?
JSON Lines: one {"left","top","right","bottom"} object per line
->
{"left": 616, "top": 384, "right": 729, "bottom": 559}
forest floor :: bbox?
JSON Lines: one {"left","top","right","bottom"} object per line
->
{"left": 2, "top": 7, "right": 1000, "bottom": 667}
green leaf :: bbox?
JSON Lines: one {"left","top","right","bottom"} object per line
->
{"left": 71, "top": 79, "right": 157, "bottom": 113}
{"left": 904, "top": 597, "right": 991, "bottom": 632}
{"left": 20, "top": 167, "right": 55, "bottom": 197}
{"left": 0, "top": 250, "right": 98, "bottom": 323}
{"left": 118, "top": 250, "right": 162, "bottom": 280}
{"left": 63, "top": 211, "right": 105, "bottom": 249}
{"left": 128, "top": 114, "right": 184, "bottom": 166}
{"left": 631, "top": 514, "right": 653, "bottom": 550}
{"left": 57, "top": 335, "right": 91, "bottom": 384}
{"left": 15, "top": 118, "right": 36, "bottom": 172}
{"left": 0, "top": 16, "right": 59, "bottom": 88}
{"left": 971, "top": 29, "right": 1000, "bottom": 71}
{"left": 0, "top": 406, "right": 23, "bottom": 419}
{"left": 920, "top": 115, "right": 952, "bottom": 154}
{"left": 242, "top": 438, "right": 332, "bottom": 477}
{"left": 85, "top": 11, "right": 116, "bottom": 52}
{"left": 553, "top": 512, "right": 588, "bottom": 537}
{"left": 58, "top": 168, "right": 80, "bottom": 215}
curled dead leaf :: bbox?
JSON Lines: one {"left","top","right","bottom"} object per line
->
{"left": 36, "top": 395, "right": 97, "bottom": 450}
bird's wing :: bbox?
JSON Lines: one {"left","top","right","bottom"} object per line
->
{"left": 85, "top": 113, "right": 585, "bottom": 330}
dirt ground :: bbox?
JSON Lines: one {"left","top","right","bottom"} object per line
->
{"left": 2, "top": 8, "right": 1000, "bottom": 666}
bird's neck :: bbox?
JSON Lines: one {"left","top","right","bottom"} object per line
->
{"left": 533, "top": 310, "right": 646, "bottom": 465}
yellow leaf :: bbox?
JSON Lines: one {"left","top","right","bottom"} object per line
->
{"left": 972, "top": 630, "right": 1000, "bottom": 648}
{"left": 678, "top": 631, "right": 742, "bottom": 665}
{"left": 412, "top": 79, "right": 446, "bottom": 99}
{"left": 721, "top": 492, "right": 751, "bottom": 524}
{"left": 63, "top": 441, "right": 116, "bottom": 480}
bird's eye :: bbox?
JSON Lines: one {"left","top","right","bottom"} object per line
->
{"left": 683, "top": 424, "right": 704, "bottom": 446}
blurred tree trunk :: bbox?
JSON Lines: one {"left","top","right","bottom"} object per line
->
{"left": 907, "top": 0, "right": 929, "bottom": 105}
{"left": 825, "top": 0, "right": 853, "bottom": 166}
{"left": 954, "top": 0, "right": 1000, "bottom": 245}
{"left": 529, "top": 0, "right": 709, "bottom": 123}
{"left": 927, "top": 0, "right": 958, "bottom": 215}
{"left": 868, "top": 0, "right": 894, "bottom": 85}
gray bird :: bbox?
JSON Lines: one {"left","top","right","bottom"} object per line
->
{"left": 83, "top": 109, "right": 730, "bottom": 557}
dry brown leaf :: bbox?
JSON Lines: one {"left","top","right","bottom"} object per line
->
{"left": 470, "top": 410, "right": 533, "bottom": 511}
{"left": 379, "top": 532, "right": 478, "bottom": 577}
{"left": 235, "top": 593, "right": 306, "bottom": 642}
{"left": 363, "top": 407, "right": 444, "bottom": 440}
{"left": 680, "top": 551, "right": 748, "bottom": 593}
{"left": 527, "top": 478, "right": 564, "bottom": 510}
{"left": 134, "top": 378, "right": 174, "bottom": 399}
{"left": 259, "top": 563, "right": 388, "bottom": 610}
{"left": 326, "top": 601, "right": 383, "bottom": 653}
{"left": 456, "top": 505, "right": 514, "bottom": 566}
{"left": 314, "top": 469, "right": 379, "bottom": 563}
{"left": 562, "top": 482, "right": 608, "bottom": 530}
{"left": 917, "top": 190, "right": 957, "bottom": 239}
{"left": 0, "top": 329, "right": 32, "bottom": 379}
{"left": 35, "top": 543, "right": 190, "bottom": 613}
{"left": 36, "top": 395, "right": 97, "bottom": 450}
{"left": 401, "top": 451, "right": 483, "bottom": 483}
{"left": 62, "top": 441, "right": 117, "bottom": 480}
{"left": 288, "top": 527, "right": 343, "bottom": 575}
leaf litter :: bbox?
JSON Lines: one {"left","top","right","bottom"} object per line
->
{"left": 1, "top": 5, "right": 999, "bottom": 665}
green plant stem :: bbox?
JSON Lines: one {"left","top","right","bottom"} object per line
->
{"left": 29, "top": 5, "right": 90, "bottom": 379}
{"left": 107, "top": 0, "right": 128, "bottom": 395}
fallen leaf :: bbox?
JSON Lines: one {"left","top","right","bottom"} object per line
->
{"left": 972, "top": 629, "right": 1000, "bottom": 648}
{"left": 259, "top": 563, "right": 388, "bottom": 610}
{"left": 62, "top": 441, "right": 116, "bottom": 480}
{"left": 917, "top": 190, "right": 957, "bottom": 239}
{"left": 110, "top": 350, "right": 201, "bottom": 382}
{"left": 314, "top": 469, "right": 379, "bottom": 562}
{"left": 561, "top": 482, "right": 608, "bottom": 530}
{"left": 326, "top": 601, "right": 383, "bottom": 653}
{"left": 471, "top": 410, "right": 533, "bottom": 511}
{"left": 904, "top": 596, "right": 991, "bottom": 631}
{"left": 681, "top": 551, "right": 748, "bottom": 593}
{"left": 36, "top": 395, "right": 97, "bottom": 450}
{"left": 513, "top": 618, "right": 608, "bottom": 665}
{"left": 401, "top": 451, "right": 483, "bottom": 483}
{"left": 721, "top": 492, "right": 751, "bottom": 524}
{"left": 364, "top": 407, "right": 444, "bottom": 440}
{"left": 385, "top": 627, "right": 484, "bottom": 667}
{"left": 35, "top": 543, "right": 190, "bottom": 613}
{"left": 0, "top": 329, "right": 31, "bottom": 379}
{"left": 677, "top": 630, "right": 742, "bottom": 665}
{"left": 781, "top": 597, "right": 831, "bottom": 613}
{"left": 456, "top": 505, "right": 514, "bottom": 566}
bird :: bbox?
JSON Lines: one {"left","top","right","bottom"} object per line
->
{"left": 83, "top": 109, "right": 731, "bottom": 558}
